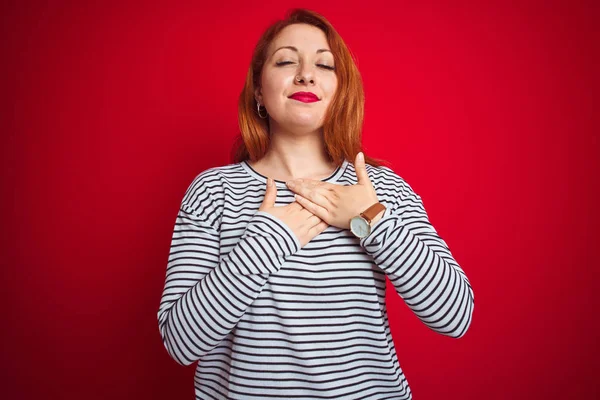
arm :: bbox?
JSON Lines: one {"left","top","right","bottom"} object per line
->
{"left": 157, "top": 203, "right": 300, "bottom": 366}
{"left": 360, "top": 173, "right": 474, "bottom": 338}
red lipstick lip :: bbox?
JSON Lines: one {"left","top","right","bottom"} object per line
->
{"left": 288, "top": 92, "right": 319, "bottom": 103}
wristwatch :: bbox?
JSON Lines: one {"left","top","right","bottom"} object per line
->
{"left": 350, "top": 202, "right": 387, "bottom": 238}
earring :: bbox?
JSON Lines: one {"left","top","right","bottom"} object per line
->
{"left": 256, "top": 101, "right": 268, "bottom": 119}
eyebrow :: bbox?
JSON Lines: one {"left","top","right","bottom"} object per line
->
{"left": 272, "top": 46, "right": 332, "bottom": 57}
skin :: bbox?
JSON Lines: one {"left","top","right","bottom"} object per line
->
{"left": 251, "top": 23, "right": 339, "bottom": 181}
{"left": 252, "top": 23, "right": 385, "bottom": 229}
{"left": 288, "top": 152, "right": 385, "bottom": 229}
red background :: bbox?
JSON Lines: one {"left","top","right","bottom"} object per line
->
{"left": 2, "top": 1, "right": 598, "bottom": 399}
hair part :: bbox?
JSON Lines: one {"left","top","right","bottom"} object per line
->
{"left": 232, "top": 8, "right": 388, "bottom": 168}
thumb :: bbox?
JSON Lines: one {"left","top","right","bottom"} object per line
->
{"left": 355, "top": 152, "right": 371, "bottom": 186}
{"left": 261, "top": 177, "right": 277, "bottom": 209}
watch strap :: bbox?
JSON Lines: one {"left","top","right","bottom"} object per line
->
{"left": 360, "top": 202, "right": 386, "bottom": 224}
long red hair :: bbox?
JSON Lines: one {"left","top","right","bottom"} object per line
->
{"left": 231, "top": 8, "right": 388, "bottom": 168}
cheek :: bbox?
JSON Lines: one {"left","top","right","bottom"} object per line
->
{"left": 261, "top": 72, "right": 291, "bottom": 101}
{"left": 324, "top": 77, "right": 338, "bottom": 99}
{"left": 260, "top": 75, "right": 275, "bottom": 97}
{"left": 263, "top": 68, "right": 291, "bottom": 86}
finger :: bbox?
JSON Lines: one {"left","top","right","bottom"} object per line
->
{"left": 354, "top": 152, "right": 372, "bottom": 187}
{"left": 307, "top": 214, "right": 322, "bottom": 226}
{"left": 298, "top": 179, "right": 338, "bottom": 190}
{"left": 287, "top": 182, "right": 333, "bottom": 210}
{"left": 309, "top": 220, "right": 329, "bottom": 236}
{"left": 260, "top": 177, "right": 277, "bottom": 210}
{"left": 288, "top": 201, "right": 304, "bottom": 212}
{"left": 294, "top": 194, "right": 328, "bottom": 221}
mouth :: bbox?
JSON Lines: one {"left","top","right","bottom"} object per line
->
{"left": 288, "top": 92, "right": 320, "bottom": 103}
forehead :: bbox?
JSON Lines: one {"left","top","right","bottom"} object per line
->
{"left": 269, "top": 23, "right": 330, "bottom": 55}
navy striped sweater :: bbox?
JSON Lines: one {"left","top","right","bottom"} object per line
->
{"left": 157, "top": 158, "right": 475, "bottom": 399}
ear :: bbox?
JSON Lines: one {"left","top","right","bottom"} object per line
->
{"left": 254, "top": 86, "right": 263, "bottom": 104}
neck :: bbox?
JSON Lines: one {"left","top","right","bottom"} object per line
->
{"left": 254, "top": 122, "right": 337, "bottom": 181}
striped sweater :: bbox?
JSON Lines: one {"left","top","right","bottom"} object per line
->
{"left": 157, "top": 158, "right": 475, "bottom": 399}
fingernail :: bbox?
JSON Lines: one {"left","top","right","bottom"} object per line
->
{"left": 286, "top": 181, "right": 295, "bottom": 188}
{"left": 358, "top": 152, "right": 364, "bottom": 161}
{"left": 267, "top": 178, "right": 273, "bottom": 187}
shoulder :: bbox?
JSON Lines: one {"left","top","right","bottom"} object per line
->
{"left": 180, "top": 162, "right": 239, "bottom": 229}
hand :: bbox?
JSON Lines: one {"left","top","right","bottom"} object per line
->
{"left": 285, "top": 152, "right": 382, "bottom": 230}
{"left": 259, "top": 176, "right": 329, "bottom": 248}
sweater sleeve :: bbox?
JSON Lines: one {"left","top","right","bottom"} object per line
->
{"left": 359, "top": 173, "right": 474, "bottom": 339}
{"left": 157, "top": 194, "right": 301, "bottom": 366}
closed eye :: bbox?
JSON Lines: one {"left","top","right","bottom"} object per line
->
{"left": 318, "top": 64, "right": 335, "bottom": 71}
{"left": 275, "top": 61, "right": 335, "bottom": 71}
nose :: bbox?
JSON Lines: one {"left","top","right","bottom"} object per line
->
{"left": 295, "top": 63, "right": 315, "bottom": 85}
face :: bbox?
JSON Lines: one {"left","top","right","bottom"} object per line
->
{"left": 255, "top": 23, "right": 338, "bottom": 132}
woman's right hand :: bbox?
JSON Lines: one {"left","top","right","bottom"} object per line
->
{"left": 259, "top": 178, "right": 328, "bottom": 248}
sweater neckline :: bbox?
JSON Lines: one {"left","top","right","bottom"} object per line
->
{"left": 239, "top": 159, "right": 349, "bottom": 188}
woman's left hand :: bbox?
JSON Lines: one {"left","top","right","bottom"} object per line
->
{"left": 286, "top": 152, "right": 383, "bottom": 230}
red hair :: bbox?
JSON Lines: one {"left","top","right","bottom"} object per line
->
{"left": 231, "top": 8, "right": 388, "bottom": 168}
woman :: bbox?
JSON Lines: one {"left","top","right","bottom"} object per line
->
{"left": 157, "top": 8, "right": 474, "bottom": 399}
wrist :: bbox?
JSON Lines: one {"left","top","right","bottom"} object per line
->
{"left": 350, "top": 202, "right": 386, "bottom": 239}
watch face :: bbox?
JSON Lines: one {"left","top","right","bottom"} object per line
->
{"left": 350, "top": 217, "right": 370, "bottom": 238}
